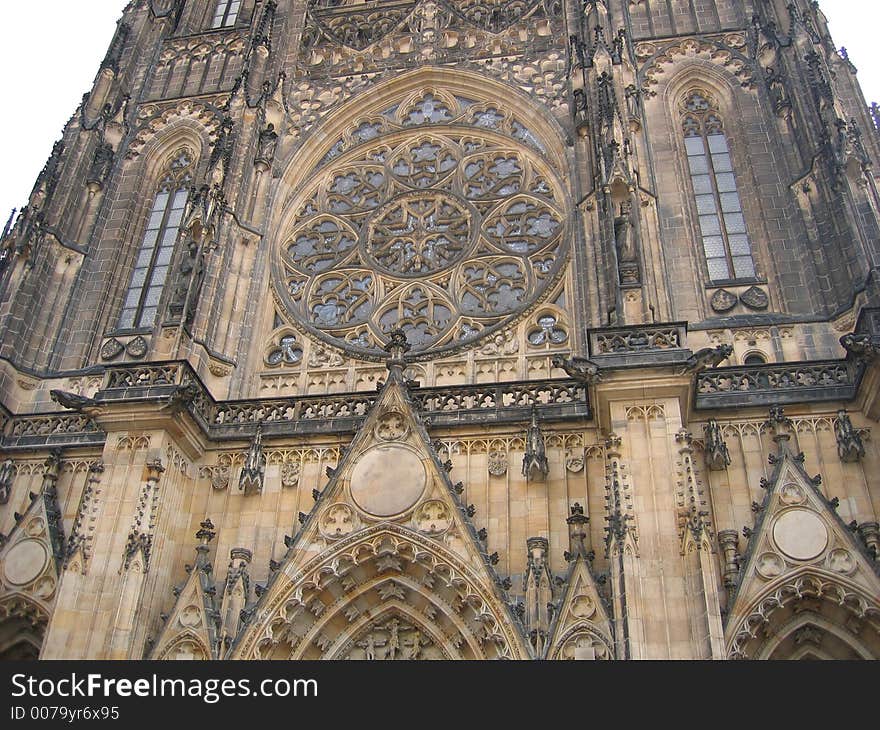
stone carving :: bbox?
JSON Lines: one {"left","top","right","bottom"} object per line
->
{"left": 0, "top": 460, "right": 14, "bottom": 504}
{"left": 100, "top": 338, "right": 124, "bottom": 361}
{"left": 347, "top": 615, "right": 439, "bottom": 660}
{"left": 487, "top": 450, "right": 508, "bottom": 476}
{"left": 591, "top": 325, "right": 683, "bottom": 354}
{"left": 702, "top": 419, "right": 731, "bottom": 471}
{"left": 318, "top": 503, "right": 356, "bottom": 539}
{"left": 281, "top": 462, "right": 301, "bottom": 489}
{"left": 614, "top": 200, "right": 640, "bottom": 286}
{"left": 826, "top": 548, "right": 856, "bottom": 575}
{"left": 560, "top": 632, "right": 611, "bottom": 660}
{"left": 565, "top": 454, "right": 585, "bottom": 474}
{"left": 710, "top": 288, "right": 738, "bottom": 313}
{"left": 678, "top": 344, "right": 733, "bottom": 375}
{"left": 275, "top": 90, "right": 567, "bottom": 358}
{"left": 834, "top": 410, "right": 866, "bottom": 463}
{"left": 552, "top": 356, "right": 602, "bottom": 384}
{"left": 739, "top": 286, "right": 769, "bottom": 310}
{"left": 779, "top": 482, "right": 806, "bottom": 506}
{"left": 840, "top": 333, "right": 880, "bottom": 361}
{"left": 697, "top": 361, "right": 856, "bottom": 398}
{"left": 755, "top": 551, "right": 785, "bottom": 579}
{"left": 238, "top": 427, "right": 266, "bottom": 496}
{"left": 412, "top": 500, "right": 451, "bottom": 535}
{"left": 376, "top": 411, "right": 409, "bottom": 441}
{"left": 125, "top": 336, "right": 148, "bottom": 359}
{"left": 522, "top": 408, "right": 549, "bottom": 481}
{"left": 210, "top": 466, "right": 230, "bottom": 491}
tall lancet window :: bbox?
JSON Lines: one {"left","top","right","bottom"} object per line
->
{"left": 212, "top": 0, "right": 241, "bottom": 28}
{"left": 118, "top": 150, "right": 193, "bottom": 330}
{"left": 682, "top": 90, "right": 756, "bottom": 282}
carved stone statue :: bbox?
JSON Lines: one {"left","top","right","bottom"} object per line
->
{"left": 87, "top": 143, "right": 115, "bottom": 188}
{"left": 678, "top": 344, "right": 734, "bottom": 375}
{"left": 239, "top": 427, "right": 266, "bottom": 496}
{"left": 522, "top": 408, "right": 550, "bottom": 482}
{"left": 834, "top": 410, "right": 866, "bottom": 463}
{"left": 614, "top": 200, "right": 640, "bottom": 286}
{"left": 703, "top": 419, "right": 731, "bottom": 471}
{"left": 255, "top": 123, "right": 278, "bottom": 169}
{"left": 0, "top": 459, "right": 13, "bottom": 504}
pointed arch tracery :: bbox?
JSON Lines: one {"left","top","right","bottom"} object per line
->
{"left": 726, "top": 568, "right": 880, "bottom": 660}
{"left": 232, "top": 524, "right": 528, "bottom": 660}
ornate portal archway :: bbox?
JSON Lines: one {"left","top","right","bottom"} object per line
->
{"left": 231, "top": 524, "right": 528, "bottom": 660}
{"left": 726, "top": 569, "right": 880, "bottom": 660}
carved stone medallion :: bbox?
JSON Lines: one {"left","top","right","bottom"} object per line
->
{"left": 825, "top": 548, "right": 856, "bottom": 575}
{"left": 100, "top": 338, "right": 124, "bottom": 361}
{"left": 281, "top": 462, "right": 301, "bottom": 488}
{"left": 350, "top": 445, "right": 426, "bottom": 517}
{"left": 3, "top": 539, "right": 49, "bottom": 586}
{"left": 375, "top": 411, "right": 409, "bottom": 441}
{"left": 412, "top": 500, "right": 451, "bottom": 535}
{"left": 773, "top": 510, "right": 828, "bottom": 561}
{"left": 570, "top": 595, "right": 596, "bottom": 619}
{"left": 319, "top": 503, "right": 357, "bottom": 539}
{"left": 779, "top": 482, "right": 806, "bottom": 505}
{"left": 755, "top": 551, "right": 786, "bottom": 579}
{"left": 179, "top": 605, "right": 202, "bottom": 628}
{"left": 487, "top": 450, "right": 508, "bottom": 476}
{"left": 710, "top": 289, "right": 738, "bottom": 313}
{"left": 740, "top": 286, "right": 769, "bottom": 310}
{"left": 126, "top": 335, "right": 149, "bottom": 358}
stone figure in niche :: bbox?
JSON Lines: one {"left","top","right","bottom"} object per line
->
{"left": 522, "top": 408, "right": 550, "bottom": 482}
{"left": 255, "top": 123, "right": 278, "bottom": 168}
{"left": 614, "top": 200, "right": 640, "bottom": 286}
{"left": 87, "top": 143, "right": 115, "bottom": 188}
{"left": 834, "top": 410, "right": 865, "bottom": 463}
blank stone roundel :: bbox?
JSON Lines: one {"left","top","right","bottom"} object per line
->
{"left": 772, "top": 509, "right": 829, "bottom": 561}
{"left": 350, "top": 445, "right": 426, "bottom": 517}
{"left": 3, "top": 539, "right": 49, "bottom": 586}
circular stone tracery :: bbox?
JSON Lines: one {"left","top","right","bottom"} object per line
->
{"left": 274, "top": 94, "right": 568, "bottom": 358}
{"left": 366, "top": 191, "right": 475, "bottom": 276}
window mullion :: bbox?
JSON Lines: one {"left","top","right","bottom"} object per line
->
{"left": 703, "top": 129, "right": 735, "bottom": 280}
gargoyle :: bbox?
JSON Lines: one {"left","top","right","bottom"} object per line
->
{"left": 162, "top": 383, "right": 200, "bottom": 414}
{"left": 678, "top": 344, "right": 733, "bottom": 375}
{"left": 840, "top": 333, "right": 880, "bottom": 361}
{"left": 50, "top": 389, "right": 101, "bottom": 415}
{"left": 552, "top": 355, "right": 603, "bottom": 384}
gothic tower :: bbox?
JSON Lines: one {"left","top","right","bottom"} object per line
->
{"left": 0, "top": 0, "right": 878, "bottom": 660}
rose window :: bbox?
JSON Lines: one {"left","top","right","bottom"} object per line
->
{"left": 274, "top": 92, "right": 568, "bottom": 358}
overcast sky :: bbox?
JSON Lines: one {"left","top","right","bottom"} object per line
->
{"left": 0, "top": 1, "right": 878, "bottom": 221}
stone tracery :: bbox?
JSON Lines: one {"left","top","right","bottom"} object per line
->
{"left": 274, "top": 90, "right": 568, "bottom": 358}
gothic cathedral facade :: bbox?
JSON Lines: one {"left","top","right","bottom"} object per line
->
{"left": 0, "top": 0, "right": 879, "bottom": 660}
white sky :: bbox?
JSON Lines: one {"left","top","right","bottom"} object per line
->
{"left": 0, "top": 1, "right": 878, "bottom": 220}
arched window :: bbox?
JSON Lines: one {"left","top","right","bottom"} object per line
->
{"left": 681, "top": 90, "right": 756, "bottom": 282}
{"left": 212, "top": 0, "right": 241, "bottom": 28}
{"left": 118, "top": 149, "right": 193, "bottom": 330}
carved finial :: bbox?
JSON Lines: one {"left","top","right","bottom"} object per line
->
{"left": 384, "top": 328, "right": 411, "bottom": 375}
{"left": 196, "top": 519, "right": 216, "bottom": 545}
{"left": 764, "top": 406, "right": 794, "bottom": 452}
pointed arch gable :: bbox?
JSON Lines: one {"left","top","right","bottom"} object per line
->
{"left": 231, "top": 523, "right": 529, "bottom": 660}
{"left": 272, "top": 65, "right": 573, "bottom": 211}
{"left": 725, "top": 566, "right": 880, "bottom": 659}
